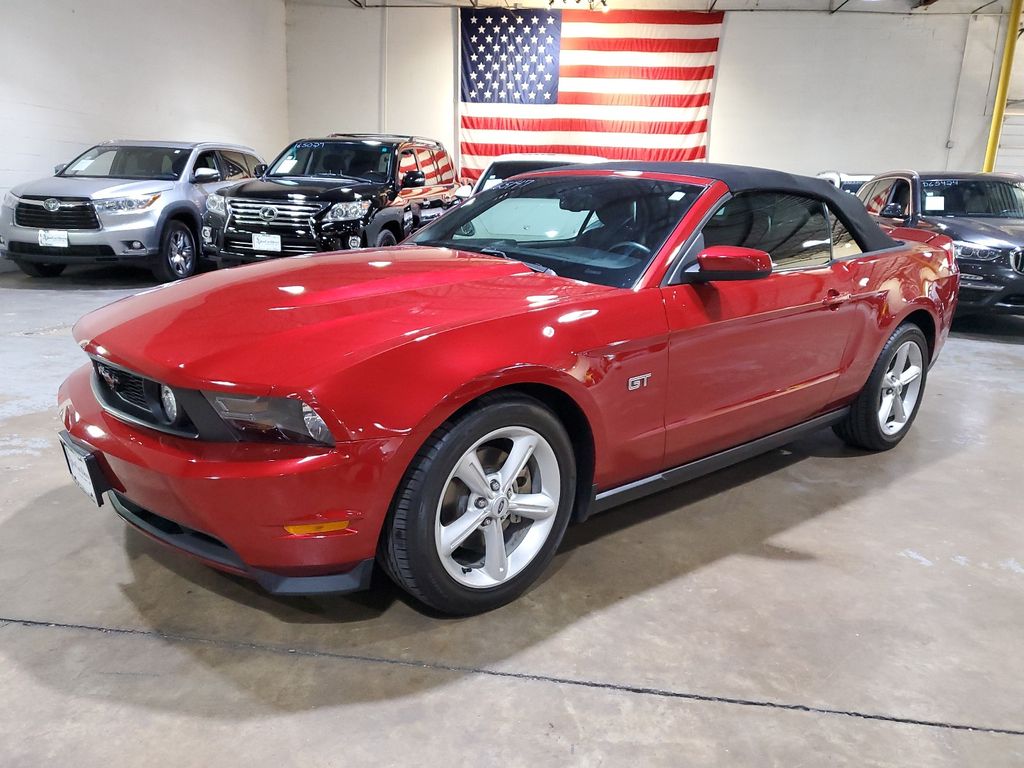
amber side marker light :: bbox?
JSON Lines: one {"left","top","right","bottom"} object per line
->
{"left": 284, "top": 521, "right": 350, "bottom": 536}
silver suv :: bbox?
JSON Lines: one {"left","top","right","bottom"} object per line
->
{"left": 0, "top": 140, "right": 263, "bottom": 281}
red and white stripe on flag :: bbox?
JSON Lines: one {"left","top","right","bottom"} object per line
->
{"left": 458, "top": 9, "right": 723, "bottom": 182}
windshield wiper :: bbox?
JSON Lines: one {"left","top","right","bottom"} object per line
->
{"left": 481, "top": 248, "right": 557, "bottom": 276}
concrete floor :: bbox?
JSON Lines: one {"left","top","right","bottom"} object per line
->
{"left": 0, "top": 264, "right": 1022, "bottom": 766}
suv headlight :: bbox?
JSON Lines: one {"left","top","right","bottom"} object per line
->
{"left": 324, "top": 200, "right": 371, "bottom": 222}
{"left": 953, "top": 241, "right": 1004, "bottom": 262}
{"left": 203, "top": 392, "right": 334, "bottom": 446}
{"left": 206, "top": 193, "right": 227, "bottom": 216}
{"left": 2, "top": 191, "right": 17, "bottom": 209}
{"left": 94, "top": 193, "right": 161, "bottom": 214}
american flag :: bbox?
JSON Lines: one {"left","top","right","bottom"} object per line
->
{"left": 458, "top": 8, "right": 723, "bottom": 182}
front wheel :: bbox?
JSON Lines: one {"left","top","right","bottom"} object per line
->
{"left": 13, "top": 260, "right": 66, "bottom": 278}
{"left": 380, "top": 394, "right": 576, "bottom": 615}
{"left": 375, "top": 229, "right": 398, "bottom": 248}
{"left": 152, "top": 221, "right": 197, "bottom": 282}
{"left": 834, "top": 323, "right": 929, "bottom": 451}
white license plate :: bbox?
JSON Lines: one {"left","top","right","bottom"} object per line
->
{"left": 60, "top": 435, "right": 103, "bottom": 506}
{"left": 252, "top": 233, "right": 281, "bottom": 252}
{"left": 38, "top": 229, "right": 69, "bottom": 248}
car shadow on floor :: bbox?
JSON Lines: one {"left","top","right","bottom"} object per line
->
{"left": 950, "top": 313, "right": 1024, "bottom": 345}
{"left": 0, "top": 424, "right": 944, "bottom": 716}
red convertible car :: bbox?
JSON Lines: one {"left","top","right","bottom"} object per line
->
{"left": 57, "top": 163, "right": 959, "bottom": 615}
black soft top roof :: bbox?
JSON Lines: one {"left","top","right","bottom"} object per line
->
{"left": 576, "top": 161, "right": 898, "bottom": 253}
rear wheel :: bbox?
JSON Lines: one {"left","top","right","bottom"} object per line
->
{"left": 13, "top": 260, "right": 66, "bottom": 278}
{"left": 834, "top": 323, "right": 929, "bottom": 451}
{"left": 380, "top": 394, "right": 576, "bottom": 615}
{"left": 152, "top": 221, "right": 197, "bottom": 282}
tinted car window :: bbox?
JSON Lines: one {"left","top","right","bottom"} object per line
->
{"left": 861, "top": 178, "right": 896, "bottom": 215}
{"left": 920, "top": 177, "right": 1024, "bottom": 217}
{"left": 416, "top": 148, "right": 440, "bottom": 185}
{"left": 220, "top": 151, "right": 250, "bottom": 181}
{"left": 398, "top": 149, "right": 419, "bottom": 179}
{"left": 433, "top": 149, "right": 456, "bottom": 184}
{"left": 830, "top": 212, "right": 863, "bottom": 259}
{"left": 268, "top": 140, "right": 393, "bottom": 182}
{"left": 701, "top": 192, "right": 832, "bottom": 269}
{"left": 244, "top": 154, "right": 262, "bottom": 174}
{"left": 193, "top": 151, "right": 219, "bottom": 174}
{"left": 411, "top": 176, "right": 702, "bottom": 288}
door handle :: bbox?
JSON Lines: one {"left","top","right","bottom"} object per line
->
{"left": 823, "top": 290, "right": 852, "bottom": 308}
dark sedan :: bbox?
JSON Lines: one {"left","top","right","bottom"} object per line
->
{"left": 858, "top": 171, "right": 1024, "bottom": 315}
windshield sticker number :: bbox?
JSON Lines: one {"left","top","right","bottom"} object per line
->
{"left": 296, "top": 142, "right": 325, "bottom": 149}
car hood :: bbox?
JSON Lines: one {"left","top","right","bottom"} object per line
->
{"left": 12, "top": 176, "right": 174, "bottom": 199}
{"left": 223, "top": 176, "right": 388, "bottom": 203}
{"left": 921, "top": 215, "right": 1024, "bottom": 249}
{"left": 73, "top": 246, "right": 612, "bottom": 394}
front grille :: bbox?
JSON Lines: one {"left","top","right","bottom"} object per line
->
{"left": 1013, "top": 250, "right": 1024, "bottom": 274}
{"left": 227, "top": 198, "right": 326, "bottom": 230}
{"left": 7, "top": 241, "right": 115, "bottom": 257}
{"left": 223, "top": 235, "right": 320, "bottom": 256}
{"left": 91, "top": 360, "right": 199, "bottom": 439}
{"left": 15, "top": 197, "right": 99, "bottom": 230}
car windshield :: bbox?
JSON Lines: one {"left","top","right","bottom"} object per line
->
{"left": 267, "top": 140, "right": 393, "bottom": 182}
{"left": 921, "top": 178, "right": 1024, "bottom": 218}
{"left": 412, "top": 175, "right": 704, "bottom": 288}
{"left": 60, "top": 145, "right": 190, "bottom": 180}
{"left": 477, "top": 161, "right": 572, "bottom": 191}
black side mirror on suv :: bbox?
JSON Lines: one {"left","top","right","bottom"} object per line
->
{"left": 253, "top": 163, "right": 268, "bottom": 177}
{"left": 880, "top": 202, "right": 906, "bottom": 219}
{"left": 402, "top": 170, "right": 426, "bottom": 189}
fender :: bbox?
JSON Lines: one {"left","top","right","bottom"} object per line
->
{"left": 365, "top": 205, "right": 407, "bottom": 244}
{"left": 155, "top": 202, "right": 203, "bottom": 246}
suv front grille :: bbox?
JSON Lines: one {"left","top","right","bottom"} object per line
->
{"left": 15, "top": 196, "right": 99, "bottom": 230}
{"left": 227, "top": 198, "right": 326, "bottom": 230}
{"left": 1013, "top": 250, "right": 1024, "bottom": 274}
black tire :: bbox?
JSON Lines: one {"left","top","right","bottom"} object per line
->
{"left": 375, "top": 229, "right": 398, "bottom": 248}
{"left": 833, "top": 323, "right": 929, "bottom": 451}
{"left": 379, "top": 393, "right": 576, "bottom": 615}
{"left": 14, "top": 260, "right": 66, "bottom": 278}
{"left": 152, "top": 221, "right": 197, "bottom": 282}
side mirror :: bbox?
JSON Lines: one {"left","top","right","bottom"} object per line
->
{"left": 54, "top": 163, "right": 67, "bottom": 175}
{"left": 253, "top": 163, "right": 268, "bottom": 177}
{"left": 880, "top": 202, "right": 906, "bottom": 219}
{"left": 689, "top": 246, "right": 773, "bottom": 282}
{"left": 454, "top": 184, "right": 473, "bottom": 200}
{"left": 192, "top": 167, "right": 222, "bottom": 183}
{"left": 401, "top": 170, "right": 426, "bottom": 189}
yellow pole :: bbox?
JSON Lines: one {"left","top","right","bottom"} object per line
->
{"left": 983, "top": 0, "right": 1024, "bottom": 172}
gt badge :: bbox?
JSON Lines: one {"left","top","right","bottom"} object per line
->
{"left": 627, "top": 373, "right": 651, "bottom": 391}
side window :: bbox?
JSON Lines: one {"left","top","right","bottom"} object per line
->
{"left": 219, "top": 151, "right": 250, "bottom": 181}
{"left": 398, "top": 149, "right": 419, "bottom": 180}
{"left": 889, "top": 179, "right": 911, "bottom": 217}
{"left": 433, "top": 149, "right": 455, "bottom": 184}
{"left": 415, "top": 147, "right": 440, "bottom": 185}
{"left": 862, "top": 178, "right": 896, "bottom": 215}
{"left": 192, "top": 151, "right": 220, "bottom": 177}
{"left": 830, "top": 212, "right": 863, "bottom": 259}
{"left": 244, "top": 154, "right": 262, "bottom": 174}
{"left": 701, "top": 192, "right": 832, "bottom": 270}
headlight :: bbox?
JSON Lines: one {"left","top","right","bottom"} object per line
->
{"left": 2, "top": 191, "right": 17, "bottom": 209}
{"left": 94, "top": 193, "right": 161, "bottom": 214}
{"left": 953, "top": 241, "right": 1003, "bottom": 262}
{"left": 203, "top": 392, "right": 334, "bottom": 446}
{"left": 206, "top": 193, "right": 227, "bottom": 216}
{"left": 324, "top": 200, "right": 371, "bottom": 222}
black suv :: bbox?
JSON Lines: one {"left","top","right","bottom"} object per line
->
{"left": 858, "top": 170, "right": 1024, "bottom": 315}
{"left": 203, "top": 134, "right": 458, "bottom": 265}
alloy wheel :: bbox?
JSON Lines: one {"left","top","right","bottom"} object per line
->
{"left": 878, "top": 340, "right": 924, "bottom": 436}
{"left": 168, "top": 230, "right": 195, "bottom": 277}
{"left": 434, "top": 426, "right": 560, "bottom": 588}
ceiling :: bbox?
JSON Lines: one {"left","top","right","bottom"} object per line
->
{"left": 289, "top": 0, "right": 1010, "bottom": 14}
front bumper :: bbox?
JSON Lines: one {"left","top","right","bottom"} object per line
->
{"left": 955, "top": 260, "right": 1024, "bottom": 314}
{"left": 202, "top": 213, "right": 365, "bottom": 265}
{"left": 0, "top": 206, "right": 160, "bottom": 264}
{"left": 58, "top": 363, "right": 403, "bottom": 595}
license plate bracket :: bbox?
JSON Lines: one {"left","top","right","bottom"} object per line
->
{"left": 58, "top": 431, "right": 111, "bottom": 506}
{"left": 38, "top": 229, "right": 69, "bottom": 248}
{"left": 252, "top": 233, "right": 282, "bottom": 252}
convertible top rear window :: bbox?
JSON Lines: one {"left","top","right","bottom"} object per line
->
{"left": 411, "top": 175, "right": 704, "bottom": 288}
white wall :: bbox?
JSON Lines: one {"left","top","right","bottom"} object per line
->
{"left": 285, "top": 5, "right": 1002, "bottom": 178}
{"left": 287, "top": 3, "right": 457, "bottom": 152}
{"left": 0, "top": 0, "right": 290, "bottom": 195}
{"left": 710, "top": 12, "right": 1002, "bottom": 174}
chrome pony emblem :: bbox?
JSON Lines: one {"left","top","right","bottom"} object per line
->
{"left": 259, "top": 206, "right": 279, "bottom": 222}
{"left": 43, "top": 198, "right": 61, "bottom": 212}
{"left": 97, "top": 365, "right": 120, "bottom": 389}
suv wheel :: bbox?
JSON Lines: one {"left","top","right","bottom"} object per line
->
{"left": 13, "top": 261, "right": 66, "bottom": 278}
{"left": 375, "top": 229, "right": 398, "bottom": 248}
{"left": 153, "top": 221, "right": 197, "bottom": 282}
{"left": 380, "top": 393, "right": 576, "bottom": 615}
